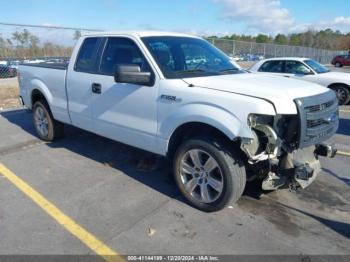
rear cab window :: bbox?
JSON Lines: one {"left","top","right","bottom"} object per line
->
{"left": 74, "top": 37, "right": 103, "bottom": 73}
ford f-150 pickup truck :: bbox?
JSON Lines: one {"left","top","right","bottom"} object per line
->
{"left": 19, "top": 31, "right": 339, "bottom": 212}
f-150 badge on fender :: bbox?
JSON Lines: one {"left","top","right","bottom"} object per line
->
{"left": 160, "top": 94, "right": 181, "bottom": 102}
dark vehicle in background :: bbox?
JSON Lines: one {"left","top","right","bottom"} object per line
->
{"left": 0, "top": 64, "right": 17, "bottom": 78}
{"left": 332, "top": 54, "right": 350, "bottom": 67}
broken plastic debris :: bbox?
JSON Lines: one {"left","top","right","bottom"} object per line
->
{"left": 147, "top": 227, "right": 156, "bottom": 236}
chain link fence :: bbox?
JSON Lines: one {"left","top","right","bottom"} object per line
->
{"left": 208, "top": 38, "right": 346, "bottom": 65}
{"left": 0, "top": 23, "right": 98, "bottom": 79}
{"left": 0, "top": 23, "right": 347, "bottom": 79}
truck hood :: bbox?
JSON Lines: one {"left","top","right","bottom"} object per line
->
{"left": 184, "top": 73, "right": 329, "bottom": 114}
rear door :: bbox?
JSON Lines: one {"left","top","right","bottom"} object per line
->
{"left": 66, "top": 37, "right": 104, "bottom": 131}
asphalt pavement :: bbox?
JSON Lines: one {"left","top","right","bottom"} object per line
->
{"left": 0, "top": 106, "right": 349, "bottom": 258}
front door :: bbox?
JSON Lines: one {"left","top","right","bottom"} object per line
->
{"left": 90, "top": 37, "right": 159, "bottom": 152}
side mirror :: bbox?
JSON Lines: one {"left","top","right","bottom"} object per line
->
{"left": 114, "top": 64, "right": 152, "bottom": 86}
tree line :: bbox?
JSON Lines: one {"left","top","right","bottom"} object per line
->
{"left": 1, "top": 28, "right": 349, "bottom": 60}
{"left": 0, "top": 29, "right": 81, "bottom": 59}
{"left": 208, "top": 29, "right": 350, "bottom": 51}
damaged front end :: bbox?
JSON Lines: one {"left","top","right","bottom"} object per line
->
{"left": 241, "top": 90, "right": 339, "bottom": 191}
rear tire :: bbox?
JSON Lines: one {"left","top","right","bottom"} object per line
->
{"left": 32, "top": 100, "right": 64, "bottom": 141}
{"left": 173, "top": 136, "right": 246, "bottom": 212}
{"left": 335, "top": 62, "right": 342, "bottom": 68}
{"left": 331, "top": 85, "right": 350, "bottom": 105}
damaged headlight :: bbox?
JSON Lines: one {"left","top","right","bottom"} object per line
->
{"left": 247, "top": 114, "right": 274, "bottom": 128}
{"left": 243, "top": 114, "right": 281, "bottom": 163}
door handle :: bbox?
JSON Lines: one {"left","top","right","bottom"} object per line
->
{"left": 92, "top": 83, "right": 102, "bottom": 94}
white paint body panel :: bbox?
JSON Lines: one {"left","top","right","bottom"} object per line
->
{"left": 182, "top": 74, "right": 329, "bottom": 115}
{"left": 19, "top": 32, "right": 331, "bottom": 156}
{"left": 18, "top": 65, "right": 70, "bottom": 123}
{"left": 302, "top": 72, "right": 350, "bottom": 87}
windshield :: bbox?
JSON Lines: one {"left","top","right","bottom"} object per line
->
{"left": 304, "top": 59, "right": 330, "bottom": 74}
{"left": 142, "top": 36, "right": 244, "bottom": 78}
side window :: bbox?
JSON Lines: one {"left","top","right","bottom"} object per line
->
{"left": 75, "top": 38, "right": 101, "bottom": 73}
{"left": 258, "top": 61, "right": 283, "bottom": 73}
{"left": 99, "top": 37, "right": 152, "bottom": 75}
{"left": 285, "top": 61, "right": 310, "bottom": 74}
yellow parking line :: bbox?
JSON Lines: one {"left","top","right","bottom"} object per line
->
{"left": 339, "top": 109, "right": 350, "bottom": 113}
{"left": 0, "top": 163, "right": 124, "bottom": 262}
{"left": 337, "top": 150, "right": 350, "bottom": 157}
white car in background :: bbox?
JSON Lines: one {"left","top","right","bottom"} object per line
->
{"left": 250, "top": 57, "right": 350, "bottom": 105}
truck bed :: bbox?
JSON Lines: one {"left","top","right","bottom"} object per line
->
{"left": 21, "top": 62, "right": 68, "bottom": 70}
{"left": 19, "top": 63, "right": 70, "bottom": 124}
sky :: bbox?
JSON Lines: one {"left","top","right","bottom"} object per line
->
{"left": 1, "top": 0, "right": 350, "bottom": 45}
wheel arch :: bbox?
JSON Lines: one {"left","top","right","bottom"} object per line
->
{"left": 161, "top": 104, "right": 253, "bottom": 157}
{"left": 31, "top": 89, "right": 47, "bottom": 106}
{"left": 166, "top": 121, "right": 246, "bottom": 159}
{"left": 29, "top": 79, "right": 53, "bottom": 108}
{"left": 328, "top": 82, "right": 350, "bottom": 90}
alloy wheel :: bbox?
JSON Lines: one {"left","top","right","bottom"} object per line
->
{"left": 335, "top": 87, "right": 348, "bottom": 105}
{"left": 34, "top": 106, "right": 49, "bottom": 138}
{"left": 179, "top": 149, "right": 224, "bottom": 204}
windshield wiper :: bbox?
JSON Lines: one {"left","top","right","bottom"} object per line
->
{"left": 176, "top": 69, "right": 206, "bottom": 73}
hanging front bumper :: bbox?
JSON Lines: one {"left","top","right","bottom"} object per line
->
{"left": 262, "top": 143, "right": 336, "bottom": 191}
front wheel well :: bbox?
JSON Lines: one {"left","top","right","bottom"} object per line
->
{"left": 167, "top": 122, "right": 241, "bottom": 159}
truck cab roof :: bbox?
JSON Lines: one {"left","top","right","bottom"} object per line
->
{"left": 83, "top": 30, "right": 201, "bottom": 39}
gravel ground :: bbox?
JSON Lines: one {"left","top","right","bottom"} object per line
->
{"left": 0, "top": 77, "right": 20, "bottom": 110}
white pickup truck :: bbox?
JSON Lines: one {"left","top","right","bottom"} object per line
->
{"left": 19, "top": 31, "right": 339, "bottom": 212}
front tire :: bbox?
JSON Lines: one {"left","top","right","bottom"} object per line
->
{"left": 331, "top": 85, "right": 350, "bottom": 105}
{"left": 173, "top": 136, "right": 246, "bottom": 212}
{"left": 33, "top": 100, "right": 64, "bottom": 141}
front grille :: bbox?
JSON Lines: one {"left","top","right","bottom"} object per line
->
{"left": 304, "top": 100, "right": 335, "bottom": 113}
{"left": 295, "top": 91, "right": 339, "bottom": 148}
{"left": 307, "top": 119, "right": 329, "bottom": 128}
